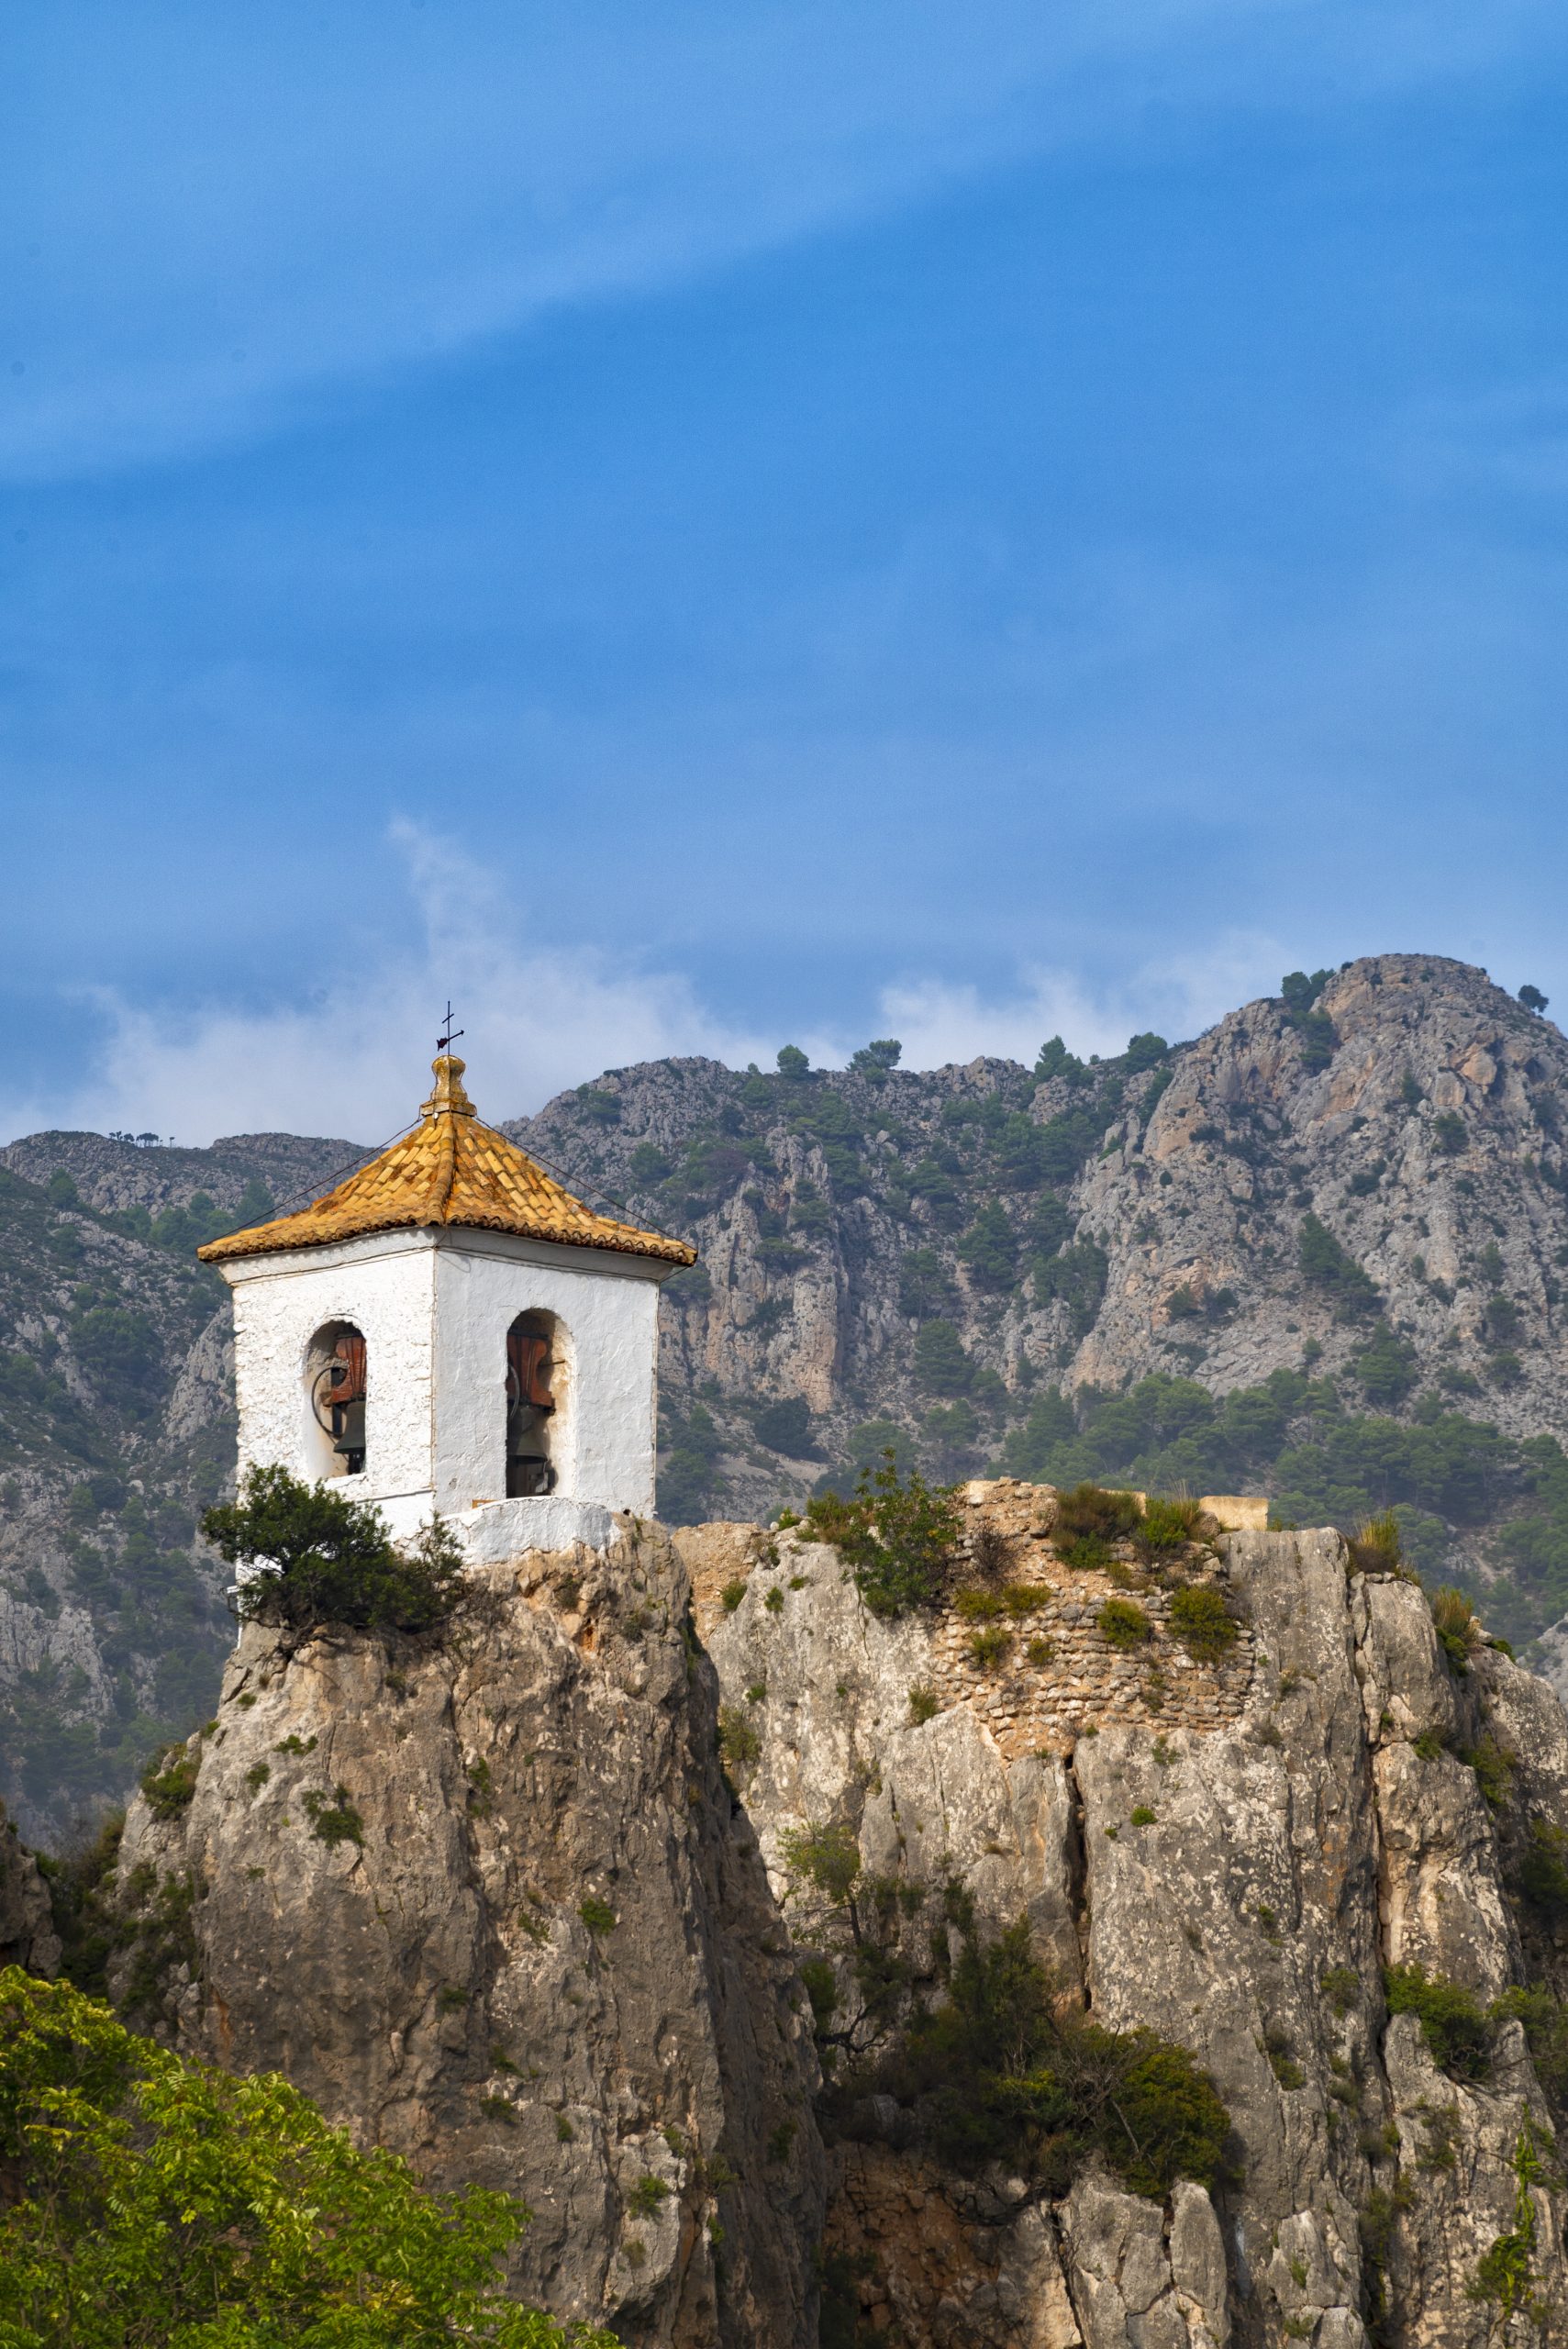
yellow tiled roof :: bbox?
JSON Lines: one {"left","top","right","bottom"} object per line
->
{"left": 198, "top": 1057, "right": 697, "bottom": 1268}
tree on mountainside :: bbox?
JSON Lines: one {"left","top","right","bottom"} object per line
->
{"left": 1519, "top": 984, "right": 1549, "bottom": 1015}
{"left": 0, "top": 1967, "right": 610, "bottom": 2348}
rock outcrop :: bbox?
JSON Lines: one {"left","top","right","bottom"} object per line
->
{"left": 15, "top": 954, "right": 1568, "bottom": 1827}
{"left": 0, "top": 1801, "right": 59, "bottom": 1976}
{"left": 695, "top": 1497, "right": 1568, "bottom": 2347}
{"left": 89, "top": 1489, "right": 1568, "bottom": 2346}
{"left": 106, "top": 1522, "right": 824, "bottom": 2348}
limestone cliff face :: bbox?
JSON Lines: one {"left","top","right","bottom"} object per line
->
{"left": 0, "top": 1803, "right": 59, "bottom": 1975}
{"left": 106, "top": 1522, "right": 824, "bottom": 2349}
{"left": 99, "top": 1495, "right": 1568, "bottom": 2347}
{"left": 695, "top": 1502, "right": 1568, "bottom": 2349}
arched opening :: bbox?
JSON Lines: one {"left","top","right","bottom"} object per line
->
{"left": 506, "top": 1312, "right": 559, "bottom": 1497}
{"left": 306, "top": 1322, "right": 368, "bottom": 1478}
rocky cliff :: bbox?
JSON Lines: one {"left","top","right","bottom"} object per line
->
{"left": 87, "top": 1488, "right": 1568, "bottom": 2348}
{"left": 11, "top": 952, "right": 1568, "bottom": 1828}
{"left": 103, "top": 1520, "right": 824, "bottom": 2348}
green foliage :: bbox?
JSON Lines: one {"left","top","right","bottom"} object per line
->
{"left": 720, "top": 1577, "right": 747, "bottom": 1613}
{"left": 751, "top": 1395, "right": 820, "bottom": 1458}
{"left": 1033, "top": 1035, "right": 1087, "bottom": 1086}
{"left": 302, "top": 1787, "right": 364, "bottom": 1848}
{"left": 1123, "top": 1033, "right": 1168, "bottom": 1074}
{"left": 887, "top": 1918, "right": 1231, "bottom": 2200}
{"left": 0, "top": 1966, "right": 611, "bottom": 2348}
{"left": 1458, "top": 1731, "right": 1515, "bottom": 1809}
{"left": 627, "top": 2175, "right": 670, "bottom": 2218}
{"left": 1168, "top": 1585, "right": 1240, "bottom": 1662}
{"left": 1429, "top": 1586, "right": 1479, "bottom": 1674}
{"left": 779, "top": 1821, "right": 862, "bottom": 1907}
{"left": 139, "top": 1742, "right": 199, "bottom": 1820}
{"left": 1384, "top": 1963, "right": 1491, "bottom": 2081}
{"left": 896, "top": 1247, "right": 955, "bottom": 1321}
{"left": 1319, "top": 1965, "right": 1361, "bottom": 2017}
{"left": 850, "top": 1039, "right": 902, "bottom": 1075}
{"left": 1134, "top": 1496, "right": 1205, "bottom": 1556}
{"left": 1513, "top": 1819, "right": 1568, "bottom": 1924}
{"left": 913, "top": 1319, "right": 972, "bottom": 1396}
{"left": 1352, "top": 1322, "right": 1418, "bottom": 1408}
{"left": 907, "top": 1684, "right": 940, "bottom": 1724}
{"left": 1518, "top": 984, "right": 1549, "bottom": 1015}
{"left": 1297, "top": 1215, "right": 1380, "bottom": 1319}
{"left": 202, "top": 1467, "right": 472, "bottom": 1642}
{"left": 968, "top": 1625, "right": 1012, "bottom": 1669}
{"left": 1032, "top": 1239, "right": 1108, "bottom": 1333}
{"left": 805, "top": 1452, "right": 960, "bottom": 1617}
{"left": 1097, "top": 1598, "right": 1151, "bottom": 1649}
{"left": 578, "top": 1897, "right": 617, "bottom": 1936}
{"left": 776, "top": 1045, "right": 810, "bottom": 1079}
{"left": 717, "top": 1704, "right": 761, "bottom": 1773}
{"left": 1347, "top": 1509, "right": 1406, "bottom": 1575}
{"left": 1129, "top": 1806, "right": 1157, "bottom": 1828}
{"left": 1055, "top": 1485, "right": 1140, "bottom": 1543}
{"left": 1431, "top": 1109, "right": 1466, "bottom": 1155}
{"left": 1470, "top": 2118, "right": 1548, "bottom": 2321}
{"left": 957, "top": 1201, "right": 1018, "bottom": 1292}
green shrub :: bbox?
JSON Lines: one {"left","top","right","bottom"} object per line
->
{"left": 907, "top": 1685, "right": 940, "bottom": 1724}
{"left": 1129, "top": 1806, "right": 1157, "bottom": 1828}
{"left": 717, "top": 1705, "right": 760, "bottom": 1773}
{"left": 139, "top": 1743, "right": 199, "bottom": 1820}
{"left": 1429, "top": 1586, "right": 1479, "bottom": 1674}
{"left": 1097, "top": 1598, "right": 1151, "bottom": 1649}
{"left": 1384, "top": 1962, "right": 1490, "bottom": 2081}
{"left": 578, "top": 1897, "right": 617, "bottom": 1936}
{"left": 1168, "top": 1585, "right": 1239, "bottom": 1662}
{"left": 202, "top": 1466, "right": 473, "bottom": 1642}
{"left": 0, "top": 1966, "right": 614, "bottom": 2348}
{"left": 1054, "top": 1485, "right": 1141, "bottom": 1544}
{"left": 779, "top": 1822, "right": 862, "bottom": 1907}
{"left": 1514, "top": 1819, "right": 1568, "bottom": 1923}
{"left": 954, "top": 1588, "right": 1005, "bottom": 1621}
{"left": 302, "top": 1787, "right": 364, "bottom": 1848}
{"left": 1319, "top": 1965, "right": 1361, "bottom": 2016}
{"left": 805, "top": 1452, "right": 961, "bottom": 1617}
{"left": 1026, "top": 1637, "right": 1054, "bottom": 1666}
{"left": 969, "top": 1625, "right": 1012, "bottom": 1670}
{"left": 720, "top": 1577, "right": 747, "bottom": 1613}
{"left": 888, "top": 1918, "right": 1230, "bottom": 2200}
{"left": 1134, "top": 1497, "right": 1205, "bottom": 1556}
{"left": 627, "top": 2175, "right": 670, "bottom": 2218}
{"left": 1346, "top": 1509, "right": 1405, "bottom": 1575}
{"left": 1459, "top": 1731, "right": 1516, "bottom": 1809}
{"left": 1297, "top": 1215, "right": 1380, "bottom": 1319}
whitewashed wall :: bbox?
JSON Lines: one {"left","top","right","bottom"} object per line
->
{"left": 218, "top": 1225, "right": 667, "bottom": 1554}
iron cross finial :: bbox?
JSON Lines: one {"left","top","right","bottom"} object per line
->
{"left": 437, "top": 1000, "right": 465, "bottom": 1054}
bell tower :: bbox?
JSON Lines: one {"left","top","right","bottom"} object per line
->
{"left": 199, "top": 1054, "right": 695, "bottom": 1556}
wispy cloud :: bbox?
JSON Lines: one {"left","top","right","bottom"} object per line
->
{"left": 0, "top": 821, "right": 1282, "bottom": 1146}
{"left": 6, "top": 0, "right": 1563, "bottom": 481}
{"left": 875, "top": 931, "right": 1285, "bottom": 1071}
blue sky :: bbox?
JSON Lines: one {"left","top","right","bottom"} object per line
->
{"left": 4, "top": 1, "right": 1566, "bottom": 1144}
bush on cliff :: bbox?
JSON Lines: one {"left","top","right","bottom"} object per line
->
{"left": 201, "top": 1465, "right": 472, "bottom": 1642}
{"left": 803, "top": 1450, "right": 961, "bottom": 1615}
{"left": 886, "top": 1918, "right": 1232, "bottom": 2200}
{"left": 0, "top": 1966, "right": 615, "bottom": 2348}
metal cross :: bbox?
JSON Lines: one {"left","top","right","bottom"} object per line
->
{"left": 437, "top": 1001, "right": 465, "bottom": 1054}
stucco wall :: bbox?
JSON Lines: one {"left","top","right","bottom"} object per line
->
{"left": 225, "top": 1230, "right": 438, "bottom": 1508}
{"left": 430, "top": 1231, "right": 662, "bottom": 1515}
{"left": 220, "top": 1225, "right": 666, "bottom": 1530}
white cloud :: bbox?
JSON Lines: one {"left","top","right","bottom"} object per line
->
{"left": 0, "top": 820, "right": 1289, "bottom": 1148}
{"left": 0, "top": 824, "right": 775, "bottom": 1146}
{"left": 873, "top": 931, "right": 1287, "bottom": 1071}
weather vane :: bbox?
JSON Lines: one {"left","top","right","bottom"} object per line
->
{"left": 437, "top": 1000, "right": 464, "bottom": 1054}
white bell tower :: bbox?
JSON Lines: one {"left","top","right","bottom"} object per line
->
{"left": 200, "top": 1055, "right": 695, "bottom": 1555}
